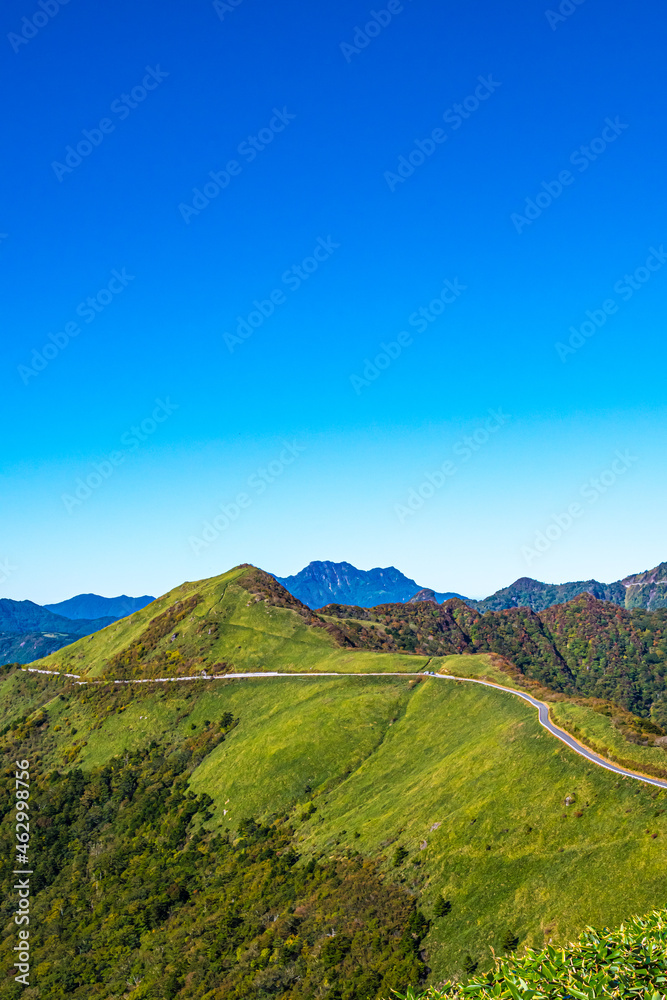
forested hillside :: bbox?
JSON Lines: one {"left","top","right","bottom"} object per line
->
{"left": 322, "top": 593, "right": 667, "bottom": 722}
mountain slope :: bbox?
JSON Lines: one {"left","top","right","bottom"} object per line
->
{"left": 44, "top": 592, "right": 155, "bottom": 620}
{"left": 623, "top": 561, "right": 667, "bottom": 610}
{"left": 320, "top": 592, "right": 667, "bottom": 722}
{"left": 29, "top": 565, "right": 429, "bottom": 679}
{"left": 471, "top": 576, "right": 627, "bottom": 612}
{"left": 273, "top": 560, "right": 465, "bottom": 608}
{"left": 29, "top": 566, "right": 667, "bottom": 724}
{"left": 9, "top": 564, "right": 667, "bottom": 992}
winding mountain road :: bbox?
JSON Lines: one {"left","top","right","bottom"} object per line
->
{"left": 433, "top": 673, "right": 667, "bottom": 790}
{"left": 23, "top": 665, "right": 667, "bottom": 790}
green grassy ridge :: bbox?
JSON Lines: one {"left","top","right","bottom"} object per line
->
{"left": 27, "top": 564, "right": 667, "bottom": 739}
{"left": 21, "top": 637, "right": 667, "bottom": 793}
{"left": 29, "top": 566, "right": 428, "bottom": 680}
{"left": 0, "top": 671, "right": 421, "bottom": 805}
{"left": 26, "top": 562, "right": 667, "bottom": 789}
{"left": 391, "top": 909, "right": 667, "bottom": 998}
{"left": 295, "top": 678, "right": 667, "bottom": 980}
{"left": 20, "top": 640, "right": 667, "bottom": 804}
{"left": 28, "top": 566, "right": 269, "bottom": 677}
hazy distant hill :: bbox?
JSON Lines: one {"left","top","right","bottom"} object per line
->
{"left": 273, "top": 560, "right": 465, "bottom": 608}
{"left": 0, "top": 594, "right": 155, "bottom": 664}
{"left": 44, "top": 592, "right": 155, "bottom": 620}
{"left": 0, "top": 598, "right": 113, "bottom": 635}
{"left": 0, "top": 631, "right": 86, "bottom": 665}
{"left": 0, "top": 598, "right": 121, "bottom": 665}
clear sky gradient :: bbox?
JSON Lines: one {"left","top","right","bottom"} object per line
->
{"left": 2, "top": 0, "right": 666, "bottom": 603}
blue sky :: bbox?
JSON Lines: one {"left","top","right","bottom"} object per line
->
{"left": 2, "top": 0, "right": 666, "bottom": 603}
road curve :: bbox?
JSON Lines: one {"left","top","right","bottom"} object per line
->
{"left": 433, "top": 673, "right": 667, "bottom": 790}
{"left": 22, "top": 665, "right": 667, "bottom": 789}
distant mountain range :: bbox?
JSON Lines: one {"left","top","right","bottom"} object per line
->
{"left": 3, "top": 561, "right": 667, "bottom": 667}
{"left": 0, "top": 593, "right": 155, "bottom": 664}
{"left": 471, "top": 577, "right": 627, "bottom": 613}
{"left": 44, "top": 593, "right": 155, "bottom": 620}
{"left": 470, "top": 563, "right": 667, "bottom": 613}
{"left": 274, "top": 560, "right": 667, "bottom": 613}
{"left": 273, "top": 561, "right": 465, "bottom": 608}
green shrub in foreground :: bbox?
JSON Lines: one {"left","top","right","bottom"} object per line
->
{"left": 392, "top": 909, "right": 667, "bottom": 999}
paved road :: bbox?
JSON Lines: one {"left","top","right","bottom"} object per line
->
{"left": 23, "top": 665, "right": 667, "bottom": 789}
